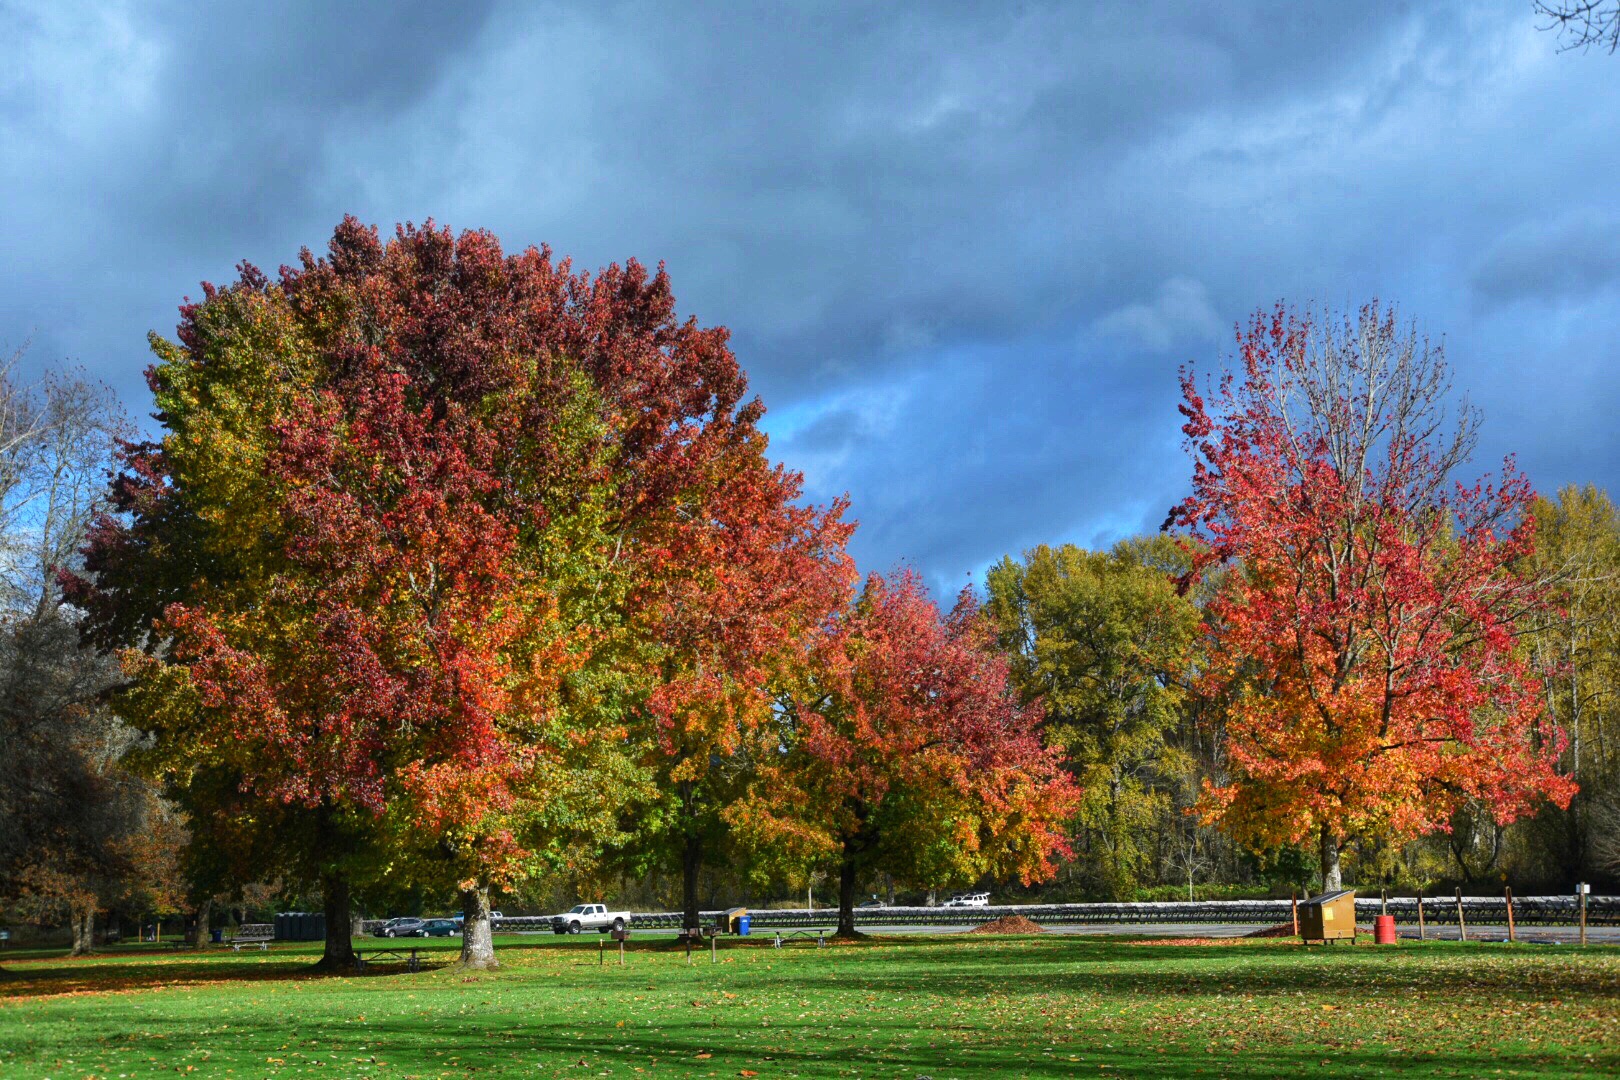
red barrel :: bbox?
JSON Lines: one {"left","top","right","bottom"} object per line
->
{"left": 1374, "top": 914, "right": 1397, "bottom": 945}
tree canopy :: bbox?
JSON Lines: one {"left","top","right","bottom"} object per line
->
{"left": 1167, "top": 303, "right": 1575, "bottom": 889}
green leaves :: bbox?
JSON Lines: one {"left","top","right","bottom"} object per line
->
{"left": 984, "top": 539, "right": 1202, "bottom": 898}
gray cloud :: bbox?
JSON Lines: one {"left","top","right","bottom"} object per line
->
{"left": 1471, "top": 211, "right": 1620, "bottom": 308}
{"left": 3, "top": 0, "right": 1618, "bottom": 591}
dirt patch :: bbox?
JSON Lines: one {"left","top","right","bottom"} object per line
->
{"left": 965, "top": 915, "right": 1045, "bottom": 935}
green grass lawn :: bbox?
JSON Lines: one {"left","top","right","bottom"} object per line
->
{"left": 2, "top": 932, "right": 1617, "bottom": 1079}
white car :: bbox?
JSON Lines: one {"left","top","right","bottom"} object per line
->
{"left": 942, "top": 892, "right": 990, "bottom": 908}
{"left": 549, "top": 903, "right": 632, "bottom": 934}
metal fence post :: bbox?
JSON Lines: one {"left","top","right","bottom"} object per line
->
{"left": 1580, "top": 884, "right": 1588, "bottom": 946}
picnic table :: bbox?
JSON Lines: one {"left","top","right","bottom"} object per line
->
{"left": 353, "top": 946, "right": 425, "bottom": 972}
{"left": 218, "top": 928, "right": 274, "bottom": 952}
{"left": 772, "top": 928, "right": 833, "bottom": 948}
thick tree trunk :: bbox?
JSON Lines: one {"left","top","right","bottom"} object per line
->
{"left": 457, "top": 884, "right": 498, "bottom": 970}
{"left": 185, "top": 899, "right": 212, "bottom": 949}
{"left": 836, "top": 850, "right": 858, "bottom": 938}
{"left": 681, "top": 831, "right": 703, "bottom": 932}
{"left": 1320, "top": 827, "right": 1343, "bottom": 893}
{"left": 69, "top": 906, "right": 95, "bottom": 956}
{"left": 315, "top": 873, "right": 356, "bottom": 971}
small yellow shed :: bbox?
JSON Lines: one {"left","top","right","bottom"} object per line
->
{"left": 1299, "top": 889, "right": 1357, "bottom": 944}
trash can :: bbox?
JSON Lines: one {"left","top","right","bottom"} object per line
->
{"left": 1373, "top": 914, "right": 1396, "bottom": 945}
{"left": 737, "top": 915, "right": 751, "bottom": 937}
{"left": 210, "top": 928, "right": 223, "bottom": 944}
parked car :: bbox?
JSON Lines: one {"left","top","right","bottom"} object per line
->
{"left": 549, "top": 903, "right": 632, "bottom": 934}
{"left": 376, "top": 917, "right": 425, "bottom": 938}
{"left": 421, "top": 918, "right": 459, "bottom": 937}
{"left": 857, "top": 899, "right": 887, "bottom": 909}
{"left": 941, "top": 892, "right": 990, "bottom": 908}
{"left": 446, "top": 911, "right": 503, "bottom": 926}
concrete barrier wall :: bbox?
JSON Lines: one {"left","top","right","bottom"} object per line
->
{"left": 356, "top": 895, "right": 1615, "bottom": 934}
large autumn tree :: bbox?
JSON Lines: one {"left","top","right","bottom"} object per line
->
{"left": 70, "top": 218, "right": 851, "bottom": 967}
{"left": 732, "top": 571, "right": 1078, "bottom": 937}
{"left": 1167, "top": 303, "right": 1575, "bottom": 890}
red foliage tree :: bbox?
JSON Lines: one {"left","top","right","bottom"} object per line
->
{"left": 71, "top": 218, "right": 853, "bottom": 967}
{"left": 733, "top": 571, "right": 1078, "bottom": 936}
{"left": 1167, "top": 303, "right": 1576, "bottom": 888}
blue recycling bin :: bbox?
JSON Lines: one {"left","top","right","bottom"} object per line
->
{"left": 737, "top": 915, "right": 751, "bottom": 936}
{"left": 210, "top": 928, "right": 223, "bottom": 943}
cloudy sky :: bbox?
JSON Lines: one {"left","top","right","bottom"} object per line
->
{"left": 4, "top": 1, "right": 1617, "bottom": 591}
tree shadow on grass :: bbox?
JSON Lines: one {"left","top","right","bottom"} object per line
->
{"left": 0, "top": 955, "right": 447, "bottom": 999}
{"left": 98, "top": 1009, "right": 1616, "bottom": 1079}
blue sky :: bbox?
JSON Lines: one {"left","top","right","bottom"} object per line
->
{"left": 4, "top": 1, "right": 1618, "bottom": 592}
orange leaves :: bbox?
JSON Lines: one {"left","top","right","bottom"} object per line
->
{"left": 735, "top": 570, "right": 1078, "bottom": 901}
{"left": 1171, "top": 303, "right": 1574, "bottom": 860}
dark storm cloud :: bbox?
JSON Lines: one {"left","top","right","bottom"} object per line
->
{"left": 4, "top": 0, "right": 1618, "bottom": 593}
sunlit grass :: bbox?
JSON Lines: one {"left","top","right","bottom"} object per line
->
{"left": 2, "top": 932, "right": 1617, "bottom": 1077}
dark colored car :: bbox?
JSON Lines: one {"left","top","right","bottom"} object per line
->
{"left": 376, "top": 918, "right": 425, "bottom": 938}
{"left": 421, "top": 919, "right": 459, "bottom": 937}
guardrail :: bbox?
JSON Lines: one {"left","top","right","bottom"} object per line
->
{"left": 620, "top": 897, "right": 1616, "bottom": 929}
{"left": 354, "top": 895, "right": 1615, "bottom": 935}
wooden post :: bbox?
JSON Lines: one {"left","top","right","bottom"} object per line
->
{"left": 1291, "top": 892, "right": 1299, "bottom": 937}
{"left": 1416, "top": 894, "right": 1426, "bottom": 941}
{"left": 1505, "top": 888, "right": 1516, "bottom": 944}
{"left": 599, "top": 939, "right": 604, "bottom": 966}
{"left": 619, "top": 938, "right": 625, "bottom": 966}
{"left": 1580, "top": 884, "right": 1588, "bottom": 946}
{"left": 1381, "top": 889, "right": 1387, "bottom": 916}
{"left": 1455, "top": 889, "right": 1467, "bottom": 943}
{"left": 711, "top": 931, "right": 717, "bottom": 964}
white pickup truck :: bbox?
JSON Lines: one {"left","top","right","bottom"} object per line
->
{"left": 549, "top": 903, "right": 632, "bottom": 934}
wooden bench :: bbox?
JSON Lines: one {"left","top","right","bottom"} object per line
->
{"left": 353, "top": 946, "right": 424, "bottom": 972}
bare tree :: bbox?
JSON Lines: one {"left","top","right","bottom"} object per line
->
{"left": 1536, "top": 2, "right": 1620, "bottom": 53}
{"left": 0, "top": 352, "right": 146, "bottom": 957}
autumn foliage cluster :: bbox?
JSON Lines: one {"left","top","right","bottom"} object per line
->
{"left": 29, "top": 222, "right": 1588, "bottom": 965}
{"left": 64, "top": 219, "right": 1072, "bottom": 962}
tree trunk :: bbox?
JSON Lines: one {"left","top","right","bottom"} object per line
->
{"left": 836, "top": 843, "right": 858, "bottom": 938}
{"left": 456, "top": 884, "right": 498, "bottom": 970}
{"left": 681, "top": 831, "right": 703, "bottom": 932}
{"left": 69, "top": 905, "right": 95, "bottom": 956}
{"left": 315, "top": 872, "right": 356, "bottom": 971}
{"left": 185, "top": 899, "right": 212, "bottom": 950}
{"left": 1320, "top": 827, "right": 1342, "bottom": 892}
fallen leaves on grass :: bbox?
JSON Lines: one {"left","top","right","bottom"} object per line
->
{"left": 966, "top": 915, "right": 1044, "bottom": 935}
